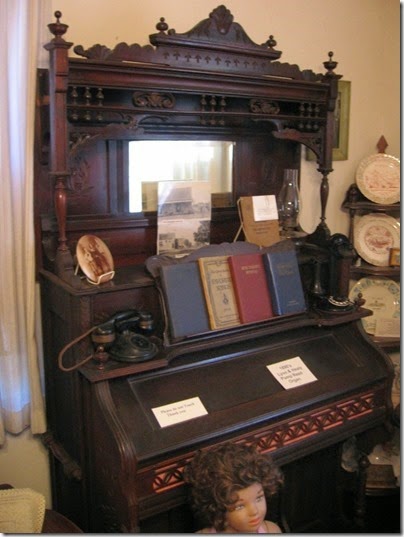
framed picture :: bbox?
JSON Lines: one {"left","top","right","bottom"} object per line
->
{"left": 306, "top": 80, "right": 351, "bottom": 161}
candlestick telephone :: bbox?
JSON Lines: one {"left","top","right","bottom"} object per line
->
{"left": 318, "top": 233, "right": 357, "bottom": 312}
{"left": 58, "top": 309, "right": 159, "bottom": 372}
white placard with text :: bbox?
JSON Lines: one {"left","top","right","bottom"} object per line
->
{"left": 267, "top": 356, "right": 318, "bottom": 389}
{"left": 152, "top": 396, "right": 208, "bottom": 427}
{"left": 252, "top": 195, "right": 278, "bottom": 221}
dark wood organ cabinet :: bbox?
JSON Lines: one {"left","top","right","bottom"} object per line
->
{"left": 35, "top": 6, "right": 393, "bottom": 533}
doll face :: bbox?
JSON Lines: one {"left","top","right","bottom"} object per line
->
{"left": 224, "top": 482, "right": 267, "bottom": 533}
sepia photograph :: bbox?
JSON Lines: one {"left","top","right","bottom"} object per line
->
{"left": 157, "top": 181, "right": 211, "bottom": 255}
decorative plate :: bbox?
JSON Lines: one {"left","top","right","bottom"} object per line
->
{"left": 354, "top": 213, "right": 400, "bottom": 266}
{"left": 356, "top": 153, "right": 400, "bottom": 204}
{"left": 76, "top": 234, "right": 115, "bottom": 284}
{"left": 349, "top": 277, "right": 400, "bottom": 335}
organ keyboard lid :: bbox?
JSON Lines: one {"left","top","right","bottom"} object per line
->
{"left": 103, "top": 322, "right": 390, "bottom": 464}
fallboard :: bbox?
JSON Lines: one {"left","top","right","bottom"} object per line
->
{"left": 107, "top": 322, "right": 389, "bottom": 463}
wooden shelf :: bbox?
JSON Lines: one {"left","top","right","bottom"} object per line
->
{"left": 370, "top": 335, "right": 400, "bottom": 350}
{"left": 342, "top": 200, "right": 400, "bottom": 213}
{"left": 342, "top": 183, "right": 400, "bottom": 215}
{"left": 343, "top": 171, "right": 400, "bottom": 356}
{"left": 350, "top": 262, "right": 400, "bottom": 279}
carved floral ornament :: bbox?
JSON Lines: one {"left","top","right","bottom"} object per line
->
{"left": 132, "top": 92, "right": 175, "bottom": 109}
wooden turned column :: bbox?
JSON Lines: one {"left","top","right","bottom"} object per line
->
{"left": 44, "top": 12, "right": 79, "bottom": 284}
{"left": 309, "top": 52, "right": 341, "bottom": 246}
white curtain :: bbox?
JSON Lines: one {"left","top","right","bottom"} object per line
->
{"left": 0, "top": 0, "right": 51, "bottom": 445}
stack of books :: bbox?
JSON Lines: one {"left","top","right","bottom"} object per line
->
{"left": 159, "top": 247, "right": 306, "bottom": 340}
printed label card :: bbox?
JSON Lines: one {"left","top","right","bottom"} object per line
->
{"left": 252, "top": 195, "right": 278, "bottom": 221}
{"left": 267, "top": 356, "right": 317, "bottom": 389}
{"left": 152, "top": 396, "right": 208, "bottom": 427}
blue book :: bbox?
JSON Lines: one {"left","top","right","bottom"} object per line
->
{"left": 262, "top": 249, "right": 306, "bottom": 316}
{"left": 159, "top": 262, "right": 210, "bottom": 340}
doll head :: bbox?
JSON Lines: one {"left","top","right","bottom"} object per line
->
{"left": 183, "top": 442, "right": 283, "bottom": 532}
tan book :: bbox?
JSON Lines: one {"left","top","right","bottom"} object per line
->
{"left": 238, "top": 196, "right": 280, "bottom": 247}
{"left": 198, "top": 256, "right": 240, "bottom": 330}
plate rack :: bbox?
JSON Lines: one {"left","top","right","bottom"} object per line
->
{"left": 342, "top": 136, "right": 400, "bottom": 349}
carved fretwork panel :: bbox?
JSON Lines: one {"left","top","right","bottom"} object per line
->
{"left": 147, "top": 388, "right": 381, "bottom": 496}
{"left": 67, "top": 140, "right": 116, "bottom": 216}
{"left": 65, "top": 85, "right": 328, "bottom": 136}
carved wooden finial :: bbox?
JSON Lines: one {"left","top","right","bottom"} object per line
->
{"left": 156, "top": 17, "right": 169, "bottom": 33}
{"left": 48, "top": 10, "right": 68, "bottom": 40}
{"left": 264, "top": 35, "right": 277, "bottom": 49}
{"left": 347, "top": 183, "right": 360, "bottom": 203}
{"left": 354, "top": 292, "right": 366, "bottom": 309}
{"left": 376, "top": 135, "right": 388, "bottom": 154}
{"left": 323, "top": 51, "right": 337, "bottom": 74}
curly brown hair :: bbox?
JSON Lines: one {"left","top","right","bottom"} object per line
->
{"left": 183, "top": 442, "right": 284, "bottom": 531}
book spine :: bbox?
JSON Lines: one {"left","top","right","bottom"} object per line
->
{"left": 228, "top": 254, "right": 273, "bottom": 324}
{"left": 160, "top": 262, "right": 211, "bottom": 339}
{"left": 198, "top": 257, "right": 240, "bottom": 330}
{"left": 263, "top": 254, "right": 282, "bottom": 315}
{"left": 263, "top": 250, "right": 306, "bottom": 316}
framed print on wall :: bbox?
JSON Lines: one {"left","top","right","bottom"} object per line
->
{"left": 307, "top": 80, "right": 351, "bottom": 161}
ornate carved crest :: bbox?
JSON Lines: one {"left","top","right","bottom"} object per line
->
{"left": 72, "top": 5, "right": 324, "bottom": 80}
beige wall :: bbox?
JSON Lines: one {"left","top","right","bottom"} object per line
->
{"left": 0, "top": 0, "right": 399, "bottom": 509}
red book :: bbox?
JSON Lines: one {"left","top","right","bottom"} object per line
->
{"left": 228, "top": 253, "right": 274, "bottom": 324}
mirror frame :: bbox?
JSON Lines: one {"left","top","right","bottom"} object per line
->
{"left": 37, "top": 6, "right": 340, "bottom": 282}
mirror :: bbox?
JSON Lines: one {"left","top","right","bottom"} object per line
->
{"left": 128, "top": 140, "right": 234, "bottom": 212}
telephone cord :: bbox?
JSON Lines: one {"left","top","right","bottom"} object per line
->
{"left": 57, "top": 326, "right": 97, "bottom": 372}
